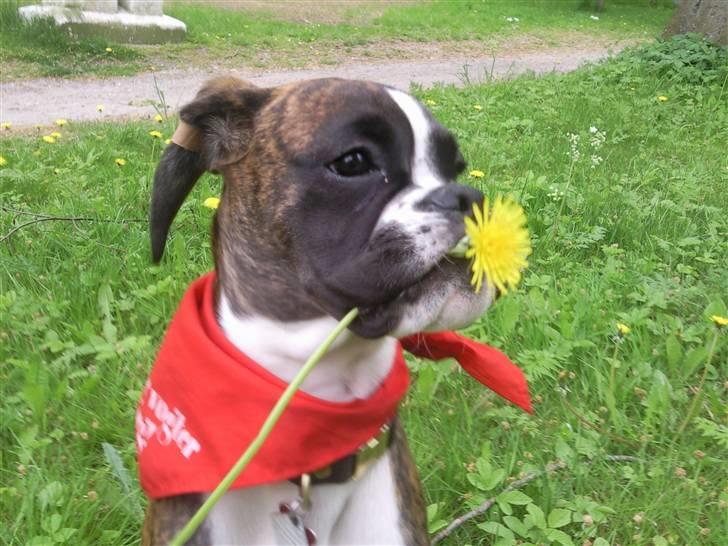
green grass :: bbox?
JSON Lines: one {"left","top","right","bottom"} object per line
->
{"left": 167, "top": 0, "right": 673, "bottom": 45}
{"left": 1, "top": 36, "right": 727, "bottom": 545}
{"left": 0, "top": 1, "right": 146, "bottom": 80}
{"left": 1, "top": 0, "right": 675, "bottom": 80}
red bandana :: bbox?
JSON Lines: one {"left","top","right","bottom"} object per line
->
{"left": 136, "top": 273, "right": 531, "bottom": 499}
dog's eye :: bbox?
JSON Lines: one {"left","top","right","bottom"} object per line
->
{"left": 328, "top": 150, "right": 374, "bottom": 177}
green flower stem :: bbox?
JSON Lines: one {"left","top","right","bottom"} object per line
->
{"left": 169, "top": 307, "right": 360, "bottom": 546}
{"left": 607, "top": 341, "right": 621, "bottom": 431}
{"left": 447, "top": 235, "right": 470, "bottom": 258}
{"left": 674, "top": 328, "right": 720, "bottom": 441}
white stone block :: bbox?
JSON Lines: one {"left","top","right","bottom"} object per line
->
{"left": 42, "top": 0, "right": 118, "bottom": 13}
{"left": 119, "top": 0, "right": 162, "bottom": 16}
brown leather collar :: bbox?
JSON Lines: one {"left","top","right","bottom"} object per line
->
{"left": 290, "top": 420, "right": 395, "bottom": 486}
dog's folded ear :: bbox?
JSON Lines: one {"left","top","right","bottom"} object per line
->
{"left": 150, "top": 77, "right": 271, "bottom": 262}
{"left": 179, "top": 77, "right": 271, "bottom": 171}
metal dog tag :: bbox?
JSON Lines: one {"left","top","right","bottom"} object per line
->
{"left": 272, "top": 502, "right": 316, "bottom": 546}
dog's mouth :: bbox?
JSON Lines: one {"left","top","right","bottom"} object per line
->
{"left": 350, "top": 252, "right": 472, "bottom": 338}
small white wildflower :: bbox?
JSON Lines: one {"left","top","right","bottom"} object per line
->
{"left": 590, "top": 126, "right": 598, "bottom": 134}
{"left": 590, "top": 15, "right": 600, "bottom": 21}
{"left": 566, "top": 132, "right": 581, "bottom": 162}
{"left": 590, "top": 128, "right": 606, "bottom": 150}
{"left": 547, "top": 185, "right": 566, "bottom": 201}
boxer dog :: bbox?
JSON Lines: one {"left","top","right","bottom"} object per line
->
{"left": 142, "top": 77, "right": 494, "bottom": 545}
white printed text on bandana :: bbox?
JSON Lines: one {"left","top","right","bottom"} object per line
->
{"left": 136, "top": 380, "right": 201, "bottom": 459}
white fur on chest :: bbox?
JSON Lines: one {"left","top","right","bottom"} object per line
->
{"left": 208, "top": 452, "right": 404, "bottom": 545}
{"left": 218, "top": 292, "right": 397, "bottom": 402}
{"left": 212, "top": 295, "right": 405, "bottom": 544}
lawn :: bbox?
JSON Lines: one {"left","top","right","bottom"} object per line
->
{"left": 1, "top": 35, "right": 727, "bottom": 545}
{"left": 0, "top": 0, "right": 676, "bottom": 79}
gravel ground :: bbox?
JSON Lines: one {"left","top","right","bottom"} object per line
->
{"left": 0, "top": 45, "right": 622, "bottom": 128}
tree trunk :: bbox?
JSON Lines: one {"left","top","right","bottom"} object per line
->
{"left": 664, "top": 0, "right": 728, "bottom": 45}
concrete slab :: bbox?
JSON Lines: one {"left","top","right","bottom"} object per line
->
{"left": 19, "top": 4, "right": 186, "bottom": 44}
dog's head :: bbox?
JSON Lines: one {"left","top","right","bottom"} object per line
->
{"left": 151, "top": 77, "right": 494, "bottom": 338}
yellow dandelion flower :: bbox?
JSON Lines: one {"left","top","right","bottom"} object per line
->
{"left": 50, "top": 131, "right": 62, "bottom": 139}
{"left": 97, "top": 104, "right": 104, "bottom": 112}
{"left": 203, "top": 197, "right": 221, "bottom": 210}
{"left": 710, "top": 315, "right": 728, "bottom": 327}
{"left": 105, "top": 47, "right": 113, "bottom": 53}
{"left": 115, "top": 158, "right": 126, "bottom": 166}
{"left": 459, "top": 196, "right": 531, "bottom": 295}
{"left": 1, "top": 122, "right": 11, "bottom": 130}
{"left": 0, "top": 156, "right": 7, "bottom": 166}
{"left": 42, "top": 135, "right": 56, "bottom": 144}
{"left": 55, "top": 119, "right": 68, "bottom": 127}
{"left": 617, "top": 323, "right": 631, "bottom": 336}
{"left": 154, "top": 114, "right": 164, "bottom": 123}
{"left": 149, "top": 130, "right": 163, "bottom": 139}
{"left": 164, "top": 138, "right": 172, "bottom": 145}
{"left": 658, "top": 96, "right": 668, "bottom": 102}
{"left": 425, "top": 99, "right": 437, "bottom": 106}
{"left": 469, "top": 169, "right": 485, "bottom": 178}
{"left": 474, "top": 104, "right": 482, "bottom": 111}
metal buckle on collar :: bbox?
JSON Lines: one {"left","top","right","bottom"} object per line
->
{"left": 310, "top": 422, "right": 393, "bottom": 483}
{"left": 291, "top": 421, "right": 395, "bottom": 486}
{"left": 352, "top": 423, "right": 391, "bottom": 480}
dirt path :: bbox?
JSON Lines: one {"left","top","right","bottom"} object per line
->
{"left": 0, "top": 43, "right": 624, "bottom": 128}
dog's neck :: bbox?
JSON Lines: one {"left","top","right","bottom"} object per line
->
{"left": 217, "top": 290, "right": 397, "bottom": 403}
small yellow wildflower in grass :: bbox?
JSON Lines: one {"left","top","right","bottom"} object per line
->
{"left": 469, "top": 169, "right": 485, "bottom": 178}
{"left": 0, "top": 156, "right": 7, "bottom": 166}
{"left": 42, "top": 135, "right": 56, "bottom": 144}
{"left": 425, "top": 99, "right": 437, "bottom": 106}
{"left": 154, "top": 114, "right": 164, "bottom": 123}
{"left": 149, "top": 130, "right": 163, "bottom": 139}
{"left": 164, "top": 138, "right": 172, "bottom": 145}
{"left": 1, "top": 122, "right": 11, "bottom": 130}
{"left": 105, "top": 47, "right": 113, "bottom": 53}
{"left": 462, "top": 196, "right": 531, "bottom": 295}
{"left": 658, "top": 95, "right": 668, "bottom": 102}
{"left": 50, "top": 131, "right": 62, "bottom": 139}
{"left": 55, "top": 119, "right": 68, "bottom": 127}
{"left": 617, "top": 323, "right": 631, "bottom": 336}
{"left": 203, "top": 197, "right": 221, "bottom": 209}
{"left": 710, "top": 315, "right": 728, "bottom": 327}
{"left": 97, "top": 104, "right": 104, "bottom": 112}
{"left": 115, "top": 158, "right": 127, "bottom": 166}
{"left": 473, "top": 104, "right": 482, "bottom": 111}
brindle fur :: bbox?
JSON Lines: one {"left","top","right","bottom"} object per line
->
{"left": 142, "top": 493, "right": 208, "bottom": 545}
{"left": 390, "top": 420, "right": 430, "bottom": 546}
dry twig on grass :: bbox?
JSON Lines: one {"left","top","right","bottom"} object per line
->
{"left": 431, "top": 455, "right": 641, "bottom": 544}
{"left": 0, "top": 206, "right": 144, "bottom": 245}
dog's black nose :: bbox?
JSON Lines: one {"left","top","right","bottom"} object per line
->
{"left": 420, "top": 185, "right": 483, "bottom": 214}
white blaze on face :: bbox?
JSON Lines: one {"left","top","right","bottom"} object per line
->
{"left": 377, "top": 89, "right": 453, "bottom": 265}
{"left": 386, "top": 89, "right": 443, "bottom": 190}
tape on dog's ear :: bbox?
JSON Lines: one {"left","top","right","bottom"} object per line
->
{"left": 171, "top": 121, "right": 202, "bottom": 153}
